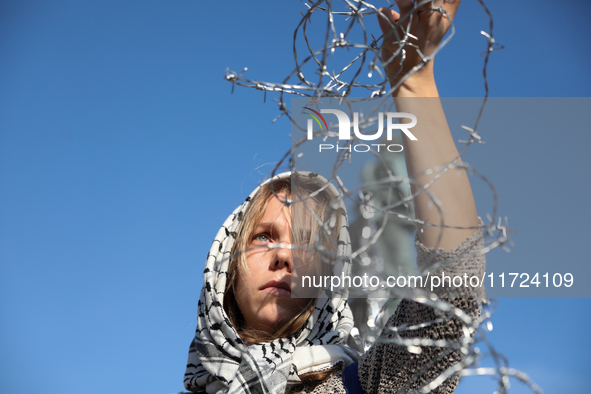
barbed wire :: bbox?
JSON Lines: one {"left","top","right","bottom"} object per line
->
{"left": 224, "top": 1, "right": 534, "bottom": 393}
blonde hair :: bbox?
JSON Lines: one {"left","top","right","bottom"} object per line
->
{"left": 223, "top": 174, "right": 343, "bottom": 387}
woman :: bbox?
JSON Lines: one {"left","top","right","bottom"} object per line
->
{"left": 184, "top": 1, "right": 485, "bottom": 393}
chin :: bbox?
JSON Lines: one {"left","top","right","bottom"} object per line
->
{"left": 255, "top": 309, "right": 295, "bottom": 332}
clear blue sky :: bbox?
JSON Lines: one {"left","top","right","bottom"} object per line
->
{"left": 1, "top": 1, "right": 589, "bottom": 393}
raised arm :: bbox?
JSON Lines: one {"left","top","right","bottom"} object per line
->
{"left": 377, "top": 0, "right": 479, "bottom": 250}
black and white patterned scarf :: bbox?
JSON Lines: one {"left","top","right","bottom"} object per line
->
{"left": 184, "top": 172, "right": 358, "bottom": 394}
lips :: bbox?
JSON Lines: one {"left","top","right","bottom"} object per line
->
{"left": 260, "top": 280, "right": 291, "bottom": 295}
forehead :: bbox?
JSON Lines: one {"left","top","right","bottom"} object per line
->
{"left": 259, "top": 193, "right": 291, "bottom": 224}
{"left": 257, "top": 193, "right": 317, "bottom": 230}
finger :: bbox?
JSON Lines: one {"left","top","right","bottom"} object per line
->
{"left": 376, "top": 7, "right": 400, "bottom": 36}
{"left": 401, "top": 0, "right": 460, "bottom": 22}
{"left": 396, "top": 0, "right": 414, "bottom": 17}
{"left": 429, "top": 0, "right": 461, "bottom": 22}
{"left": 444, "top": 0, "right": 461, "bottom": 22}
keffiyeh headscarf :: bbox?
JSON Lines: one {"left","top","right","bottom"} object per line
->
{"left": 184, "top": 172, "right": 359, "bottom": 394}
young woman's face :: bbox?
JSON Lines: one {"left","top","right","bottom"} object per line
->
{"left": 234, "top": 193, "right": 312, "bottom": 334}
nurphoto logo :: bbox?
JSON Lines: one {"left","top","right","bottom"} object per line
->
{"left": 304, "top": 107, "right": 418, "bottom": 153}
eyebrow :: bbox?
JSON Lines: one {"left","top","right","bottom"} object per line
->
{"left": 254, "top": 222, "right": 282, "bottom": 236}
{"left": 253, "top": 222, "right": 311, "bottom": 241}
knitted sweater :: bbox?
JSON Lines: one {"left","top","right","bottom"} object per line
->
{"left": 301, "top": 226, "right": 486, "bottom": 394}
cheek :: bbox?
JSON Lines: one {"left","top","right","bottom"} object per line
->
{"left": 245, "top": 247, "right": 268, "bottom": 269}
{"left": 233, "top": 263, "right": 263, "bottom": 312}
{"left": 292, "top": 250, "right": 324, "bottom": 298}
{"left": 234, "top": 266, "right": 252, "bottom": 302}
{"left": 293, "top": 247, "right": 320, "bottom": 271}
{"left": 233, "top": 273, "right": 257, "bottom": 325}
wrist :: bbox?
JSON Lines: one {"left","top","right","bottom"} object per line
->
{"left": 389, "top": 65, "right": 439, "bottom": 98}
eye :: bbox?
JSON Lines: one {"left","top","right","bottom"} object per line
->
{"left": 253, "top": 233, "right": 271, "bottom": 243}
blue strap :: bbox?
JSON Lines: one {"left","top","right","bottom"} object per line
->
{"left": 343, "top": 362, "right": 364, "bottom": 394}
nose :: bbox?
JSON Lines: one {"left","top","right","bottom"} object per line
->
{"left": 271, "top": 243, "right": 291, "bottom": 272}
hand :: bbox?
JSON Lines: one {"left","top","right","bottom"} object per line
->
{"left": 377, "top": 0, "right": 460, "bottom": 89}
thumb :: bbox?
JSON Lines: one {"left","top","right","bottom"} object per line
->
{"left": 376, "top": 7, "right": 400, "bottom": 36}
